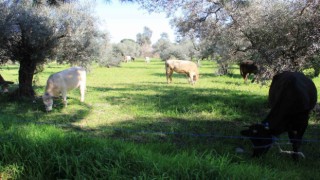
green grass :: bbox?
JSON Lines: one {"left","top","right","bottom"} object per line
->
{"left": 0, "top": 59, "right": 320, "bottom": 179}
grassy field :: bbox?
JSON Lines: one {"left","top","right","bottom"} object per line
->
{"left": 0, "top": 59, "right": 320, "bottom": 179}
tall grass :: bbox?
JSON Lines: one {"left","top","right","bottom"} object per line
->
{"left": 0, "top": 59, "right": 319, "bottom": 179}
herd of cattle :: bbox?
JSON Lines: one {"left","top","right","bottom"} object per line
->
{"left": 0, "top": 59, "right": 318, "bottom": 160}
{"left": 123, "top": 56, "right": 151, "bottom": 64}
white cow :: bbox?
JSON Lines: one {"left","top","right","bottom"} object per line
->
{"left": 42, "top": 67, "right": 86, "bottom": 111}
{"left": 165, "top": 59, "right": 199, "bottom": 85}
{"left": 145, "top": 57, "right": 150, "bottom": 63}
{"left": 124, "top": 56, "right": 135, "bottom": 63}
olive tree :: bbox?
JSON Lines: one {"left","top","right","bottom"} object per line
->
{"left": 118, "top": 39, "right": 140, "bottom": 58}
{"left": 152, "top": 32, "right": 172, "bottom": 58}
{"left": 127, "top": 0, "right": 320, "bottom": 77}
{"left": 0, "top": 1, "right": 109, "bottom": 97}
{"left": 136, "top": 26, "right": 153, "bottom": 57}
{"left": 230, "top": 0, "right": 320, "bottom": 75}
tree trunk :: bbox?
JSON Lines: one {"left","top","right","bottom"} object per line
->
{"left": 16, "top": 58, "right": 37, "bottom": 97}
{"left": 314, "top": 67, "right": 320, "bottom": 77}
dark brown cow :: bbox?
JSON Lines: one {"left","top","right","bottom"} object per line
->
{"left": 241, "top": 72, "right": 317, "bottom": 160}
{"left": 240, "top": 60, "right": 259, "bottom": 83}
{"left": 0, "top": 74, "right": 13, "bottom": 93}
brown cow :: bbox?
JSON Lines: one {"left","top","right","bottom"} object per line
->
{"left": 240, "top": 60, "right": 259, "bottom": 83}
{"left": 0, "top": 74, "right": 14, "bottom": 93}
{"left": 165, "top": 59, "right": 199, "bottom": 85}
{"left": 241, "top": 72, "right": 317, "bottom": 160}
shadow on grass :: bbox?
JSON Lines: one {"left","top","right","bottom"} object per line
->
{"left": 89, "top": 116, "right": 247, "bottom": 154}
{"left": 0, "top": 93, "right": 92, "bottom": 126}
{"left": 101, "top": 83, "right": 268, "bottom": 120}
{"left": 82, "top": 83, "right": 320, "bottom": 155}
{"left": 1, "top": 63, "right": 320, "bottom": 178}
{"left": 0, "top": 83, "right": 320, "bottom": 178}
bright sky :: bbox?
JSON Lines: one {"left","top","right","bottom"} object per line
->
{"left": 95, "top": 0, "right": 176, "bottom": 44}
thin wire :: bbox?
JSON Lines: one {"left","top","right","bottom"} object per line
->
{"left": 2, "top": 118, "right": 320, "bottom": 144}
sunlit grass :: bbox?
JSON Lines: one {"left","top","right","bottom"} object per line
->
{"left": 0, "top": 59, "right": 319, "bottom": 179}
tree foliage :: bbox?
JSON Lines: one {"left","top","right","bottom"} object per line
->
{"left": 153, "top": 36, "right": 197, "bottom": 61}
{"left": 136, "top": 26, "right": 153, "bottom": 57}
{"left": 0, "top": 0, "right": 109, "bottom": 97}
{"left": 117, "top": 39, "right": 140, "bottom": 57}
{"left": 129, "top": 0, "right": 320, "bottom": 77}
{"left": 152, "top": 33, "right": 172, "bottom": 59}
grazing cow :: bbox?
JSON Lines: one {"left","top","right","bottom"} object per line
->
{"left": 241, "top": 72, "right": 317, "bottom": 160}
{"left": 145, "top": 57, "right": 150, "bottom": 63}
{"left": 124, "top": 56, "right": 135, "bottom": 63}
{"left": 240, "top": 60, "right": 259, "bottom": 83}
{"left": 42, "top": 67, "right": 86, "bottom": 111}
{"left": 0, "top": 74, "right": 14, "bottom": 93}
{"left": 165, "top": 59, "right": 199, "bottom": 85}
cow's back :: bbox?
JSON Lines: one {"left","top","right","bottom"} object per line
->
{"left": 266, "top": 72, "right": 317, "bottom": 131}
{"left": 64, "top": 67, "right": 86, "bottom": 90}
{"left": 269, "top": 72, "right": 317, "bottom": 111}
{"left": 47, "top": 67, "right": 86, "bottom": 93}
{"left": 240, "top": 60, "right": 258, "bottom": 75}
{"left": 166, "top": 60, "right": 198, "bottom": 73}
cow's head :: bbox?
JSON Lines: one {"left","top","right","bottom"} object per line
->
{"left": 193, "top": 73, "right": 199, "bottom": 82}
{"left": 42, "top": 92, "right": 53, "bottom": 111}
{"left": 241, "top": 123, "right": 274, "bottom": 157}
{"left": 1, "top": 84, "right": 9, "bottom": 93}
{"left": 189, "top": 72, "right": 199, "bottom": 85}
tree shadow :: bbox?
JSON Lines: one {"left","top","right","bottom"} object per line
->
{"left": 0, "top": 93, "right": 92, "bottom": 126}
{"left": 1, "top": 81, "right": 320, "bottom": 178}
{"left": 81, "top": 83, "right": 267, "bottom": 153}
{"left": 100, "top": 84, "right": 267, "bottom": 120}
{"left": 81, "top": 83, "right": 320, "bottom": 157}
{"left": 88, "top": 116, "right": 248, "bottom": 156}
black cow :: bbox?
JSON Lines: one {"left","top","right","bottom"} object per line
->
{"left": 240, "top": 60, "right": 259, "bottom": 83}
{"left": 241, "top": 72, "right": 317, "bottom": 160}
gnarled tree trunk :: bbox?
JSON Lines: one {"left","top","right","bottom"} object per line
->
{"left": 16, "top": 58, "right": 37, "bottom": 98}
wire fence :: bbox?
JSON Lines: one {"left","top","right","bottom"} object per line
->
{"left": 2, "top": 118, "right": 320, "bottom": 144}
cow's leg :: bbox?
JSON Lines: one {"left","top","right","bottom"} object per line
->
{"left": 188, "top": 72, "right": 195, "bottom": 85}
{"left": 251, "top": 74, "right": 256, "bottom": 83}
{"left": 244, "top": 73, "right": 249, "bottom": 83}
{"left": 80, "top": 81, "right": 86, "bottom": 102}
{"left": 288, "top": 114, "right": 308, "bottom": 160}
{"left": 166, "top": 68, "right": 173, "bottom": 84}
{"left": 186, "top": 74, "right": 192, "bottom": 84}
{"left": 62, "top": 91, "right": 68, "bottom": 107}
{"left": 288, "top": 130, "right": 304, "bottom": 160}
{"left": 252, "top": 73, "right": 259, "bottom": 83}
